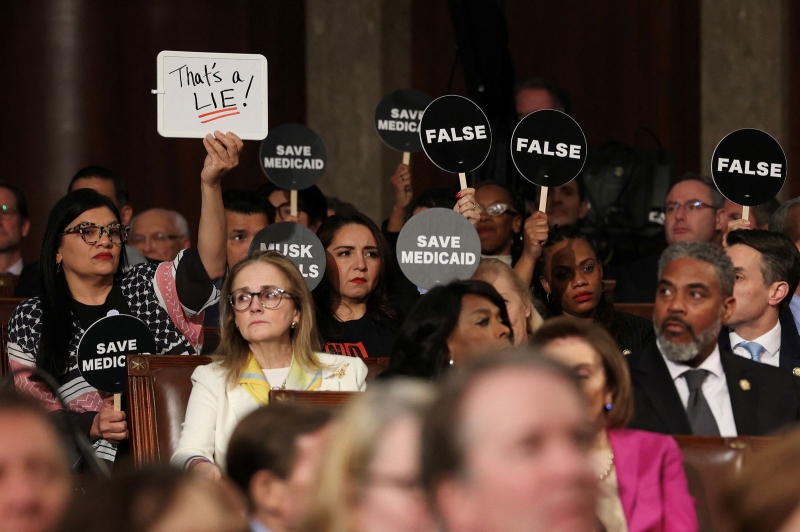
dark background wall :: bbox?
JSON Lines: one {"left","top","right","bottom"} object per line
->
{"left": 1, "top": 1, "right": 305, "bottom": 261}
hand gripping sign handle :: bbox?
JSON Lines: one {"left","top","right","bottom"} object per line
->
{"left": 458, "top": 173, "right": 468, "bottom": 191}
{"left": 539, "top": 187, "right": 548, "bottom": 213}
{"left": 402, "top": 152, "right": 411, "bottom": 165}
{"left": 291, "top": 190, "right": 298, "bottom": 218}
{"left": 114, "top": 393, "right": 121, "bottom": 411}
{"left": 742, "top": 205, "right": 750, "bottom": 222}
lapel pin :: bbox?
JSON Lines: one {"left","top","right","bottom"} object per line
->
{"left": 793, "top": 368, "right": 800, "bottom": 377}
{"left": 330, "top": 363, "right": 349, "bottom": 379}
{"left": 739, "top": 379, "right": 751, "bottom": 391}
{"left": 622, "top": 349, "right": 631, "bottom": 356}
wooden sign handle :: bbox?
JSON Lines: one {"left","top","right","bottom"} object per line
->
{"left": 290, "top": 190, "right": 298, "bottom": 217}
{"left": 402, "top": 152, "right": 411, "bottom": 165}
{"left": 113, "top": 393, "right": 121, "bottom": 411}
{"left": 539, "top": 186, "right": 549, "bottom": 213}
{"left": 458, "top": 173, "right": 468, "bottom": 190}
{"left": 742, "top": 205, "right": 750, "bottom": 222}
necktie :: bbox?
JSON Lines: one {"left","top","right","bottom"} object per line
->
{"left": 735, "top": 341, "right": 765, "bottom": 363}
{"left": 683, "top": 369, "right": 721, "bottom": 436}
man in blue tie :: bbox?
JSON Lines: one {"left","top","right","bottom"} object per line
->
{"left": 722, "top": 230, "right": 800, "bottom": 379}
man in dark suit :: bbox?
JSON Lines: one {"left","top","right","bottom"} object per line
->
{"left": 628, "top": 242, "right": 799, "bottom": 436}
{"left": 719, "top": 230, "right": 800, "bottom": 380}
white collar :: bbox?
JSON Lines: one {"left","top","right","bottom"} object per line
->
{"left": 2, "top": 257, "right": 23, "bottom": 276}
{"left": 658, "top": 340, "right": 724, "bottom": 382}
{"left": 729, "top": 320, "right": 782, "bottom": 357}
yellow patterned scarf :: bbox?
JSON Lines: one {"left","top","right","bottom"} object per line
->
{"left": 238, "top": 352, "right": 323, "bottom": 405}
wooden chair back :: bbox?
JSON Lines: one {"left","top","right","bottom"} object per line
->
{"left": 126, "top": 354, "right": 212, "bottom": 466}
{"left": 614, "top": 303, "right": 654, "bottom": 320}
{"left": 269, "top": 389, "right": 358, "bottom": 406}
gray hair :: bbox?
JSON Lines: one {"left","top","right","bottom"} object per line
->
{"left": 670, "top": 173, "right": 724, "bottom": 209}
{"left": 770, "top": 197, "right": 800, "bottom": 241}
{"left": 658, "top": 242, "right": 735, "bottom": 299}
{"left": 130, "top": 208, "right": 191, "bottom": 239}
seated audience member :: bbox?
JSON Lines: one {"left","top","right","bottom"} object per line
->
{"left": 421, "top": 353, "right": 598, "bottom": 532}
{"left": 472, "top": 258, "right": 543, "bottom": 345}
{"left": 257, "top": 182, "right": 328, "bottom": 232}
{"left": 0, "top": 182, "right": 30, "bottom": 276}
{"left": 515, "top": 76, "right": 571, "bottom": 120}
{"left": 314, "top": 213, "right": 400, "bottom": 359}
{"left": 721, "top": 427, "right": 800, "bottom": 532}
{"left": 227, "top": 402, "right": 334, "bottom": 532}
{"left": 717, "top": 198, "right": 780, "bottom": 232}
{"left": 304, "top": 380, "right": 437, "bottom": 532}
{"left": 538, "top": 225, "right": 654, "bottom": 354}
{"left": 0, "top": 392, "right": 71, "bottom": 532}
{"left": 57, "top": 467, "right": 248, "bottom": 532}
{"left": 128, "top": 208, "right": 191, "bottom": 262}
{"left": 475, "top": 181, "right": 548, "bottom": 285}
{"left": 627, "top": 242, "right": 799, "bottom": 436}
{"left": 10, "top": 134, "right": 237, "bottom": 464}
{"left": 524, "top": 178, "right": 589, "bottom": 229}
{"left": 385, "top": 280, "right": 512, "bottom": 379}
{"left": 325, "top": 196, "right": 359, "bottom": 216}
{"left": 614, "top": 174, "right": 724, "bottom": 303}
{"left": 533, "top": 318, "right": 698, "bottom": 532}
{"left": 223, "top": 189, "right": 274, "bottom": 267}
{"left": 770, "top": 197, "right": 800, "bottom": 333}
{"left": 721, "top": 230, "right": 800, "bottom": 378}
{"left": 172, "top": 251, "right": 366, "bottom": 475}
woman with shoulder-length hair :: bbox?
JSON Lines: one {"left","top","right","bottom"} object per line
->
{"left": 172, "top": 251, "right": 367, "bottom": 479}
{"left": 314, "top": 212, "right": 404, "bottom": 359}
{"left": 303, "top": 379, "right": 437, "bottom": 532}
{"left": 383, "top": 280, "right": 512, "bottom": 380}
{"left": 532, "top": 317, "right": 697, "bottom": 532}
{"left": 472, "top": 258, "right": 544, "bottom": 345}
{"left": 8, "top": 133, "right": 241, "bottom": 464}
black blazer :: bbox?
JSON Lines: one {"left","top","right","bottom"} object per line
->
{"left": 611, "top": 311, "right": 655, "bottom": 355}
{"left": 718, "top": 311, "right": 800, "bottom": 381}
{"left": 627, "top": 340, "right": 800, "bottom": 436}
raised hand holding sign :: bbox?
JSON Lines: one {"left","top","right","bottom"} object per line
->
{"left": 510, "top": 109, "right": 587, "bottom": 213}
{"left": 419, "top": 95, "right": 492, "bottom": 190}
{"left": 260, "top": 124, "right": 327, "bottom": 217}
{"left": 711, "top": 128, "right": 787, "bottom": 221}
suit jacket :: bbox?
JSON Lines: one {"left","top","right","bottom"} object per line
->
{"left": 171, "top": 353, "right": 367, "bottom": 470}
{"left": 627, "top": 340, "right": 799, "bottom": 436}
{"left": 608, "top": 428, "right": 697, "bottom": 532}
{"left": 719, "top": 317, "right": 800, "bottom": 381}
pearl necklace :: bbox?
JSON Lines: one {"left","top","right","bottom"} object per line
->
{"left": 599, "top": 451, "right": 615, "bottom": 481}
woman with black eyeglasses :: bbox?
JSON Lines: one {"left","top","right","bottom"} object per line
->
{"left": 172, "top": 251, "right": 366, "bottom": 480}
{"left": 7, "top": 133, "right": 242, "bottom": 465}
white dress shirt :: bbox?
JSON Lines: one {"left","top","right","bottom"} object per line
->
{"left": 730, "top": 321, "right": 782, "bottom": 368}
{"left": 2, "top": 257, "right": 23, "bottom": 276}
{"left": 659, "top": 342, "right": 738, "bottom": 437}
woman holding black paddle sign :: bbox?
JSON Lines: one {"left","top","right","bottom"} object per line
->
{"left": 7, "top": 132, "right": 241, "bottom": 464}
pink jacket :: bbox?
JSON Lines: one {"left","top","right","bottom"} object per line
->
{"left": 608, "top": 428, "right": 698, "bottom": 532}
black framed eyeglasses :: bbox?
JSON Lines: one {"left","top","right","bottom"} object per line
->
{"left": 664, "top": 200, "right": 715, "bottom": 215}
{"left": 128, "top": 232, "right": 185, "bottom": 246}
{"left": 62, "top": 222, "right": 128, "bottom": 245}
{"left": 228, "top": 286, "right": 294, "bottom": 312}
{"left": 483, "top": 202, "right": 519, "bottom": 216}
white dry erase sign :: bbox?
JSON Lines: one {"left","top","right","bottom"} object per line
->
{"left": 711, "top": 128, "right": 787, "bottom": 207}
{"left": 77, "top": 315, "right": 157, "bottom": 394}
{"left": 156, "top": 50, "right": 268, "bottom": 140}
{"left": 248, "top": 222, "right": 326, "bottom": 290}
{"left": 396, "top": 208, "right": 481, "bottom": 290}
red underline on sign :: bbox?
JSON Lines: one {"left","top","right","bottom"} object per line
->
{"left": 200, "top": 111, "right": 241, "bottom": 123}
{"left": 198, "top": 107, "right": 239, "bottom": 118}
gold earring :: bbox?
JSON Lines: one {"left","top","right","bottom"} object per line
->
{"left": 291, "top": 321, "right": 297, "bottom": 329}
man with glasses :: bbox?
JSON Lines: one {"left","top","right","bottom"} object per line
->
{"left": 128, "top": 208, "right": 191, "bottom": 262}
{"left": 0, "top": 182, "right": 30, "bottom": 277}
{"left": 615, "top": 174, "right": 724, "bottom": 303}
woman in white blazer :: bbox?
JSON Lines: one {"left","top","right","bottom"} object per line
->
{"left": 171, "top": 251, "right": 367, "bottom": 478}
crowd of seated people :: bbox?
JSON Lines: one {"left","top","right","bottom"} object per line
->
{"left": 3, "top": 79, "right": 800, "bottom": 532}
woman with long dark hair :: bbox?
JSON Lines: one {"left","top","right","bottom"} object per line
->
{"left": 314, "top": 212, "right": 402, "bottom": 359}
{"left": 384, "top": 280, "right": 512, "bottom": 379}
{"left": 536, "top": 224, "right": 653, "bottom": 354}
{"left": 8, "top": 133, "right": 241, "bottom": 464}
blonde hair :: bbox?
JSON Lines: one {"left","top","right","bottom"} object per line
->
{"left": 473, "top": 258, "right": 544, "bottom": 336}
{"left": 216, "top": 251, "right": 321, "bottom": 386}
{"left": 302, "top": 380, "right": 436, "bottom": 532}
